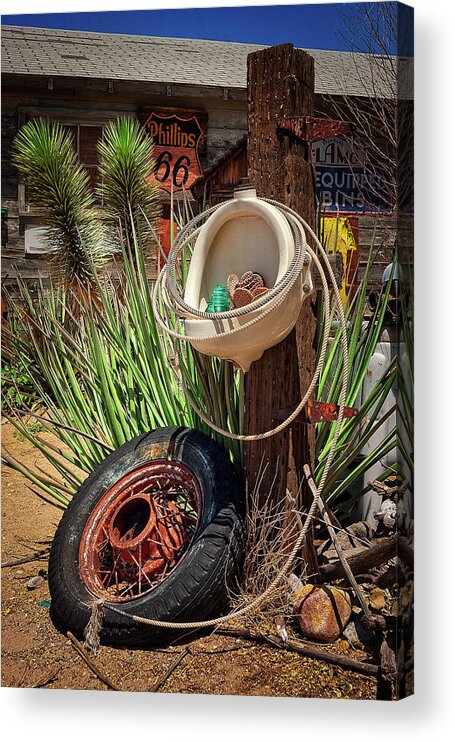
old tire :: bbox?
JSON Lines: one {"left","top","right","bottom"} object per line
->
{"left": 48, "top": 427, "right": 245, "bottom": 647}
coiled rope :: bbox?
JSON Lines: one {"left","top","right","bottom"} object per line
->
{"left": 102, "top": 199, "right": 349, "bottom": 632}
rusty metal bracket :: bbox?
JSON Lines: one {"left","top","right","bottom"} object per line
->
{"left": 272, "top": 400, "right": 359, "bottom": 425}
{"left": 277, "top": 116, "right": 353, "bottom": 143}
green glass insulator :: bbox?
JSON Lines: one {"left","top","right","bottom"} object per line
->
{"left": 206, "top": 284, "right": 231, "bottom": 313}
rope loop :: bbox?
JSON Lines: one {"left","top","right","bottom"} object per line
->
{"left": 94, "top": 200, "right": 350, "bottom": 632}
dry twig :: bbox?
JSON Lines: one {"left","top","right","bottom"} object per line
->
{"left": 67, "top": 631, "right": 121, "bottom": 691}
{"left": 1, "top": 547, "right": 51, "bottom": 568}
{"left": 151, "top": 647, "right": 190, "bottom": 692}
{"left": 230, "top": 463, "right": 303, "bottom": 629}
{"left": 217, "top": 627, "right": 379, "bottom": 677}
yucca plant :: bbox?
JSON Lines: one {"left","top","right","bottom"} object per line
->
{"left": 12, "top": 118, "right": 107, "bottom": 287}
{"left": 97, "top": 116, "right": 161, "bottom": 255}
{"left": 2, "top": 214, "right": 402, "bottom": 515}
{"left": 2, "top": 118, "right": 243, "bottom": 506}
{"left": 396, "top": 269, "right": 414, "bottom": 489}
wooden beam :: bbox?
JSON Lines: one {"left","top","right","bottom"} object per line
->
{"left": 318, "top": 537, "right": 414, "bottom": 582}
{"left": 244, "top": 44, "right": 318, "bottom": 574}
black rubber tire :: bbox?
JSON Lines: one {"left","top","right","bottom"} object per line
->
{"left": 48, "top": 427, "right": 245, "bottom": 647}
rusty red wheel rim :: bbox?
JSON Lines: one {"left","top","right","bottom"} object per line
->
{"left": 79, "top": 459, "right": 201, "bottom": 602}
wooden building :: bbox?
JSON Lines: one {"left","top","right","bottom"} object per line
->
{"left": 1, "top": 25, "right": 412, "bottom": 292}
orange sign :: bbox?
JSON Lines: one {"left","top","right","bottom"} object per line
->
{"left": 144, "top": 112, "right": 203, "bottom": 193}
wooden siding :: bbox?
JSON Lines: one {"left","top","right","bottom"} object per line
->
{"left": 1, "top": 75, "right": 249, "bottom": 255}
{"left": 1, "top": 75, "right": 413, "bottom": 292}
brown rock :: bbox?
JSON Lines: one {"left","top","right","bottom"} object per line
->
{"left": 26, "top": 574, "right": 46, "bottom": 590}
{"left": 293, "top": 584, "right": 352, "bottom": 643}
{"left": 368, "top": 587, "right": 386, "bottom": 611}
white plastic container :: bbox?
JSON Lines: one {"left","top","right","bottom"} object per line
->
{"left": 183, "top": 188, "right": 312, "bottom": 371}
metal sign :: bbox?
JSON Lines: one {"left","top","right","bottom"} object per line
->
{"left": 144, "top": 112, "right": 203, "bottom": 193}
{"left": 319, "top": 216, "right": 359, "bottom": 305}
{"left": 277, "top": 115, "right": 352, "bottom": 143}
{"left": 312, "top": 136, "right": 390, "bottom": 213}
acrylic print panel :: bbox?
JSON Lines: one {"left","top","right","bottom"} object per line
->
{"left": 1, "top": 1, "right": 414, "bottom": 701}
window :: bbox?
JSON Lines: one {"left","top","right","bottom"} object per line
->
{"left": 65, "top": 123, "right": 104, "bottom": 194}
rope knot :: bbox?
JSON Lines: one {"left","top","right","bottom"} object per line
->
{"left": 84, "top": 598, "right": 105, "bottom": 656}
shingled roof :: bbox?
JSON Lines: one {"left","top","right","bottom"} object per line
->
{"left": 1, "top": 25, "right": 412, "bottom": 99}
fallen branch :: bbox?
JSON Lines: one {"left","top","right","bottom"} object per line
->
{"left": 304, "top": 465, "right": 376, "bottom": 626}
{"left": 217, "top": 627, "right": 379, "bottom": 677}
{"left": 1, "top": 547, "right": 51, "bottom": 568}
{"left": 319, "top": 537, "right": 414, "bottom": 581}
{"left": 152, "top": 647, "right": 191, "bottom": 692}
{"left": 67, "top": 631, "right": 121, "bottom": 691}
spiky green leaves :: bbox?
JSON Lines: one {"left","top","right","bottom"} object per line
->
{"left": 12, "top": 115, "right": 161, "bottom": 286}
{"left": 315, "top": 248, "right": 404, "bottom": 506}
{"left": 97, "top": 116, "right": 161, "bottom": 254}
{"left": 13, "top": 118, "right": 107, "bottom": 286}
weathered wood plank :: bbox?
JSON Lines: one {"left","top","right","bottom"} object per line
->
{"left": 1, "top": 256, "right": 50, "bottom": 280}
{"left": 244, "top": 44, "right": 318, "bottom": 573}
{"left": 208, "top": 109, "right": 248, "bottom": 129}
{"left": 2, "top": 74, "right": 248, "bottom": 103}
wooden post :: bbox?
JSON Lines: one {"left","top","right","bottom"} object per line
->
{"left": 244, "top": 44, "right": 318, "bottom": 576}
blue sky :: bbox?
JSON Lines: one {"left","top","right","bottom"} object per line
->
{"left": 2, "top": 3, "right": 414, "bottom": 55}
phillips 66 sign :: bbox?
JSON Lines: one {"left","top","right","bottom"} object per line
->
{"left": 144, "top": 111, "right": 203, "bottom": 193}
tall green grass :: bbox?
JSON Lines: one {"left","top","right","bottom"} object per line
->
{"left": 1, "top": 247, "right": 242, "bottom": 506}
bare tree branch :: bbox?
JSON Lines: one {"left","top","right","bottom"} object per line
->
{"left": 315, "top": 2, "right": 413, "bottom": 216}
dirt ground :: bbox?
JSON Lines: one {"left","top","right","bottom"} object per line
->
{"left": 1, "top": 421, "right": 377, "bottom": 698}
